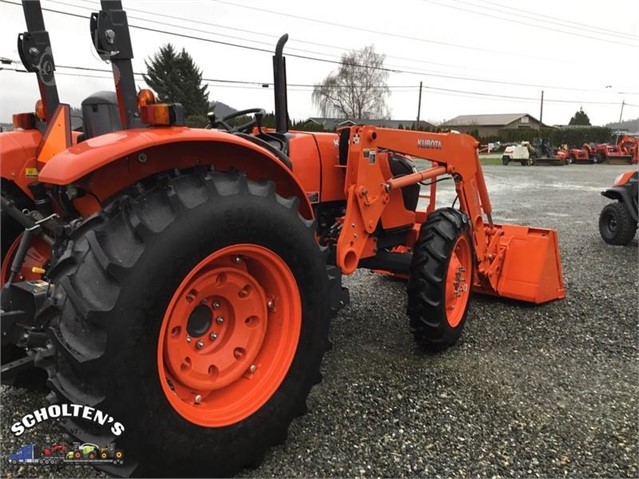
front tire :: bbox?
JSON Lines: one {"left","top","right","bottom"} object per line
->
{"left": 44, "top": 170, "right": 330, "bottom": 477}
{"left": 407, "top": 208, "right": 474, "bottom": 351}
{"left": 599, "top": 202, "right": 637, "bottom": 245}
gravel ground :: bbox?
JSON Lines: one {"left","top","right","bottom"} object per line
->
{"left": 2, "top": 163, "right": 637, "bottom": 478}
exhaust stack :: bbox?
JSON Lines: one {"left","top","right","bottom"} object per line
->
{"left": 273, "top": 34, "right": 289, "bottom": 134}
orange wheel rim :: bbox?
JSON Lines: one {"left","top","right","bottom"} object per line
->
{"left": 445, "top": 235, "right": 472, "bottom": 327}
{"left": 157, "top": 244, "right": 301, "bottom": 427}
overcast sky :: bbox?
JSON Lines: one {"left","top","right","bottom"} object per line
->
{"left": 1, "top": 0, "right": 638, "bottom": 126}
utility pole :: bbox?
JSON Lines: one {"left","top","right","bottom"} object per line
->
{"left": 618, "top": 99, "right": 625, "bottom": 123}
{"left": 538, "top": 90, "right": 544, "bottom": 131}
{"left": 416, "top": 81, "right": 423, "bottom": 129}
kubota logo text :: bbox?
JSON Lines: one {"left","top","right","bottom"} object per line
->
{"left": 417, "top": 138, "right": 442, "bottom": 149}
{"left": 11, "top": 404, "right": 125, "bottom": 437}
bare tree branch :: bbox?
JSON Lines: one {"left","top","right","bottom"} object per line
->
{"left": 312, "top": 45, "right": 390, "bottom": 120}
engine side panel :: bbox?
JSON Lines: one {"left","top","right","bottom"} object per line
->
{"left": 286, "top": 133, "right": 321, "bottom": 205}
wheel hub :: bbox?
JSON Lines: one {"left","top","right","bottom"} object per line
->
{"left": 445, "top": 236, "right": 472, "bottom": 327}
{"left": 158, "top": 244, "right": 301, "bottom": 427}
{"left": 164, "top": 267, "right": 268, "bottom": 392}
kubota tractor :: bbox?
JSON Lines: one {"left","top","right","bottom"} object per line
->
{"left": 0, "top": 1, "right": 565, "bottom": 477}
{"left": 599, "top": 170, "right": 638, "bottom": 245}
{"left": 587, "top": 140, "right": 634, "bottom": 165}
{"left": 565, "top": 145, "right": 591, "bottom": 164}
{"left": 618, "top": 135, "right": 639, "bottom": 164}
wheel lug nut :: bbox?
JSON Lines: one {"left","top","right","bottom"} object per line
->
{"left": 212, "top": 302, "right": 220, "bottom": 309}
{"left": 249, "top": 364, "right": 256, "bottom": 374}
{"left": 200, "top": 299, "right": 208, "bottom": 306}
{"left": 194, "top": 394, "right": 202, "bottom": 404}
{"left": 210, "top": 332, "right": 218, "bottom": 341}
{"left": 234, "top": 256, "right": 242, "bottom": 264}
{"left": 186, "top": 336, "right": 191, "bottom": 343}
{"left": 196, "top": 340, "right": 204, "bottom": 349}
{"left": 216, "top": 316, "right": 224, "bottom": 324}
{"left": 267, "top": 300, "right": 274, "bottom": 310}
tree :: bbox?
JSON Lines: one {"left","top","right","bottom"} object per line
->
{"left": 143, "top": 43, "right": 209, "bottom": 119}
{"left": 312, "top": 45, "right": 390, "bottom": 119}
{"left": 569, "top": 107, "right": 591, "bottom": 126}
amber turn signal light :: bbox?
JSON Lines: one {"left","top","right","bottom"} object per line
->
{"left": 140, "top": 104, "right": 171, "bottom": 126}
{"left": 137, "top": 89, "right": 157, "bottom": 110}
{"left": 35, "top": 99, "right": 46, "bottom": 120}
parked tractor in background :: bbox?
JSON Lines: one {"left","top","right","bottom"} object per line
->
{"left": 584, "top": 138, "right": 635, "bottom": 165}
{"left": 581, "top": 143, "right": 604, "bottom": 163}
{"left": 528, "top": 138, "right": 570, "bottom": 166}
{"left": 618, "top": 135, "right": 638, "bottom": 164}
{"left": 502, "top": 139, "right": 568, "bottom": 166}
{"left": 565, "top": 145, "right": 591, "bottom": 164}
{"left": 599, "top": 170, "right": 638, "bottom": 245}
{"left": 0, "top": 1, "right": 565, "bottom": 477}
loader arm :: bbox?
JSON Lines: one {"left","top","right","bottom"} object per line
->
{"left": 18, "top": 0, "right": 60, "bottom": 121}
{"left": 337, "top": 126, "right": 492, "bottom": 272}
{"left": 336, "top": 126, "right": 565, "bottom": 304}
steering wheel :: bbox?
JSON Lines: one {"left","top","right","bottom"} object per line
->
{"left": 210, "top": 108, "right": 265, "bottom": 133}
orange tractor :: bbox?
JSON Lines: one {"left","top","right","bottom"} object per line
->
{"left": 618, "top": 135, "right": 639, "bottom": 164}
{"left": 0, "top": 1, "right": 565, "bottom": 477}
{"left": 583, "top": 137, "right": 636, "bottom": 165}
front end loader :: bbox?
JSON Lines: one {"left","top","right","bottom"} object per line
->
{"left": 0, "top": 1, "right": 565, "bottom": 477}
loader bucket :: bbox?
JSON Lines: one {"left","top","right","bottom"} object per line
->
{"left": 475, "top": 224, "right": 565, "bottom": 304}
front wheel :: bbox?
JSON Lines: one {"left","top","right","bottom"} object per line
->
{"left": 407, "top": 208, "right": 474, "bottom": 351}
{"left": 599, "top": 202, "right": 637, "bottom": 245}
{"left": 502, "top": 156, "right": 510, "bottom": 165}
{"left": 45, "top": 170, "right": 330, "bottom": 477}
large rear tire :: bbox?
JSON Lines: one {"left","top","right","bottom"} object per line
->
{"left": 407, "top": 208, "right": 474, "bottom": 352}
{"left": 44, "top": 169, "right": 330, "bottom": 477}
{"left": 599, "top": 202, "right": 637, "bottom": 245}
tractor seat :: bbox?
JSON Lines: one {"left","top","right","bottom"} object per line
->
{"left": 234, "top": 132, "right": 293, "bottom": 171}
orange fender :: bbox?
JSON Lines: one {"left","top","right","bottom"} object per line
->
{"left": 38, "top": 127, "right": 313, "bottom": 219}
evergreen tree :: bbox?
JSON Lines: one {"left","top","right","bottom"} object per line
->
{"left": 144, "top": 44, "right": 209, "bottom": 117}
{"left": 569, "top": 107, "right": 591, "bottom": 126}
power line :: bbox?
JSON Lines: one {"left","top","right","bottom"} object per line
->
{"left": 209, "top": 0, "right": 553, "bottom": 59}
{"left": 59, "top": 0, "right": 492, "bottom": 74}
{"left": 2, "top": 1, "right": 627, "bottom": 94}
{"left": 427, "top": 0, "right": 638, "bottom": 47}
{"left": 4, "top": 63, "right": 637, "bottom": 109}
{"left": 3, "top": 0, "right": 638, "bottom": 96}
{"left": 473, "top": 0, "right": 638, "bottom": 41}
